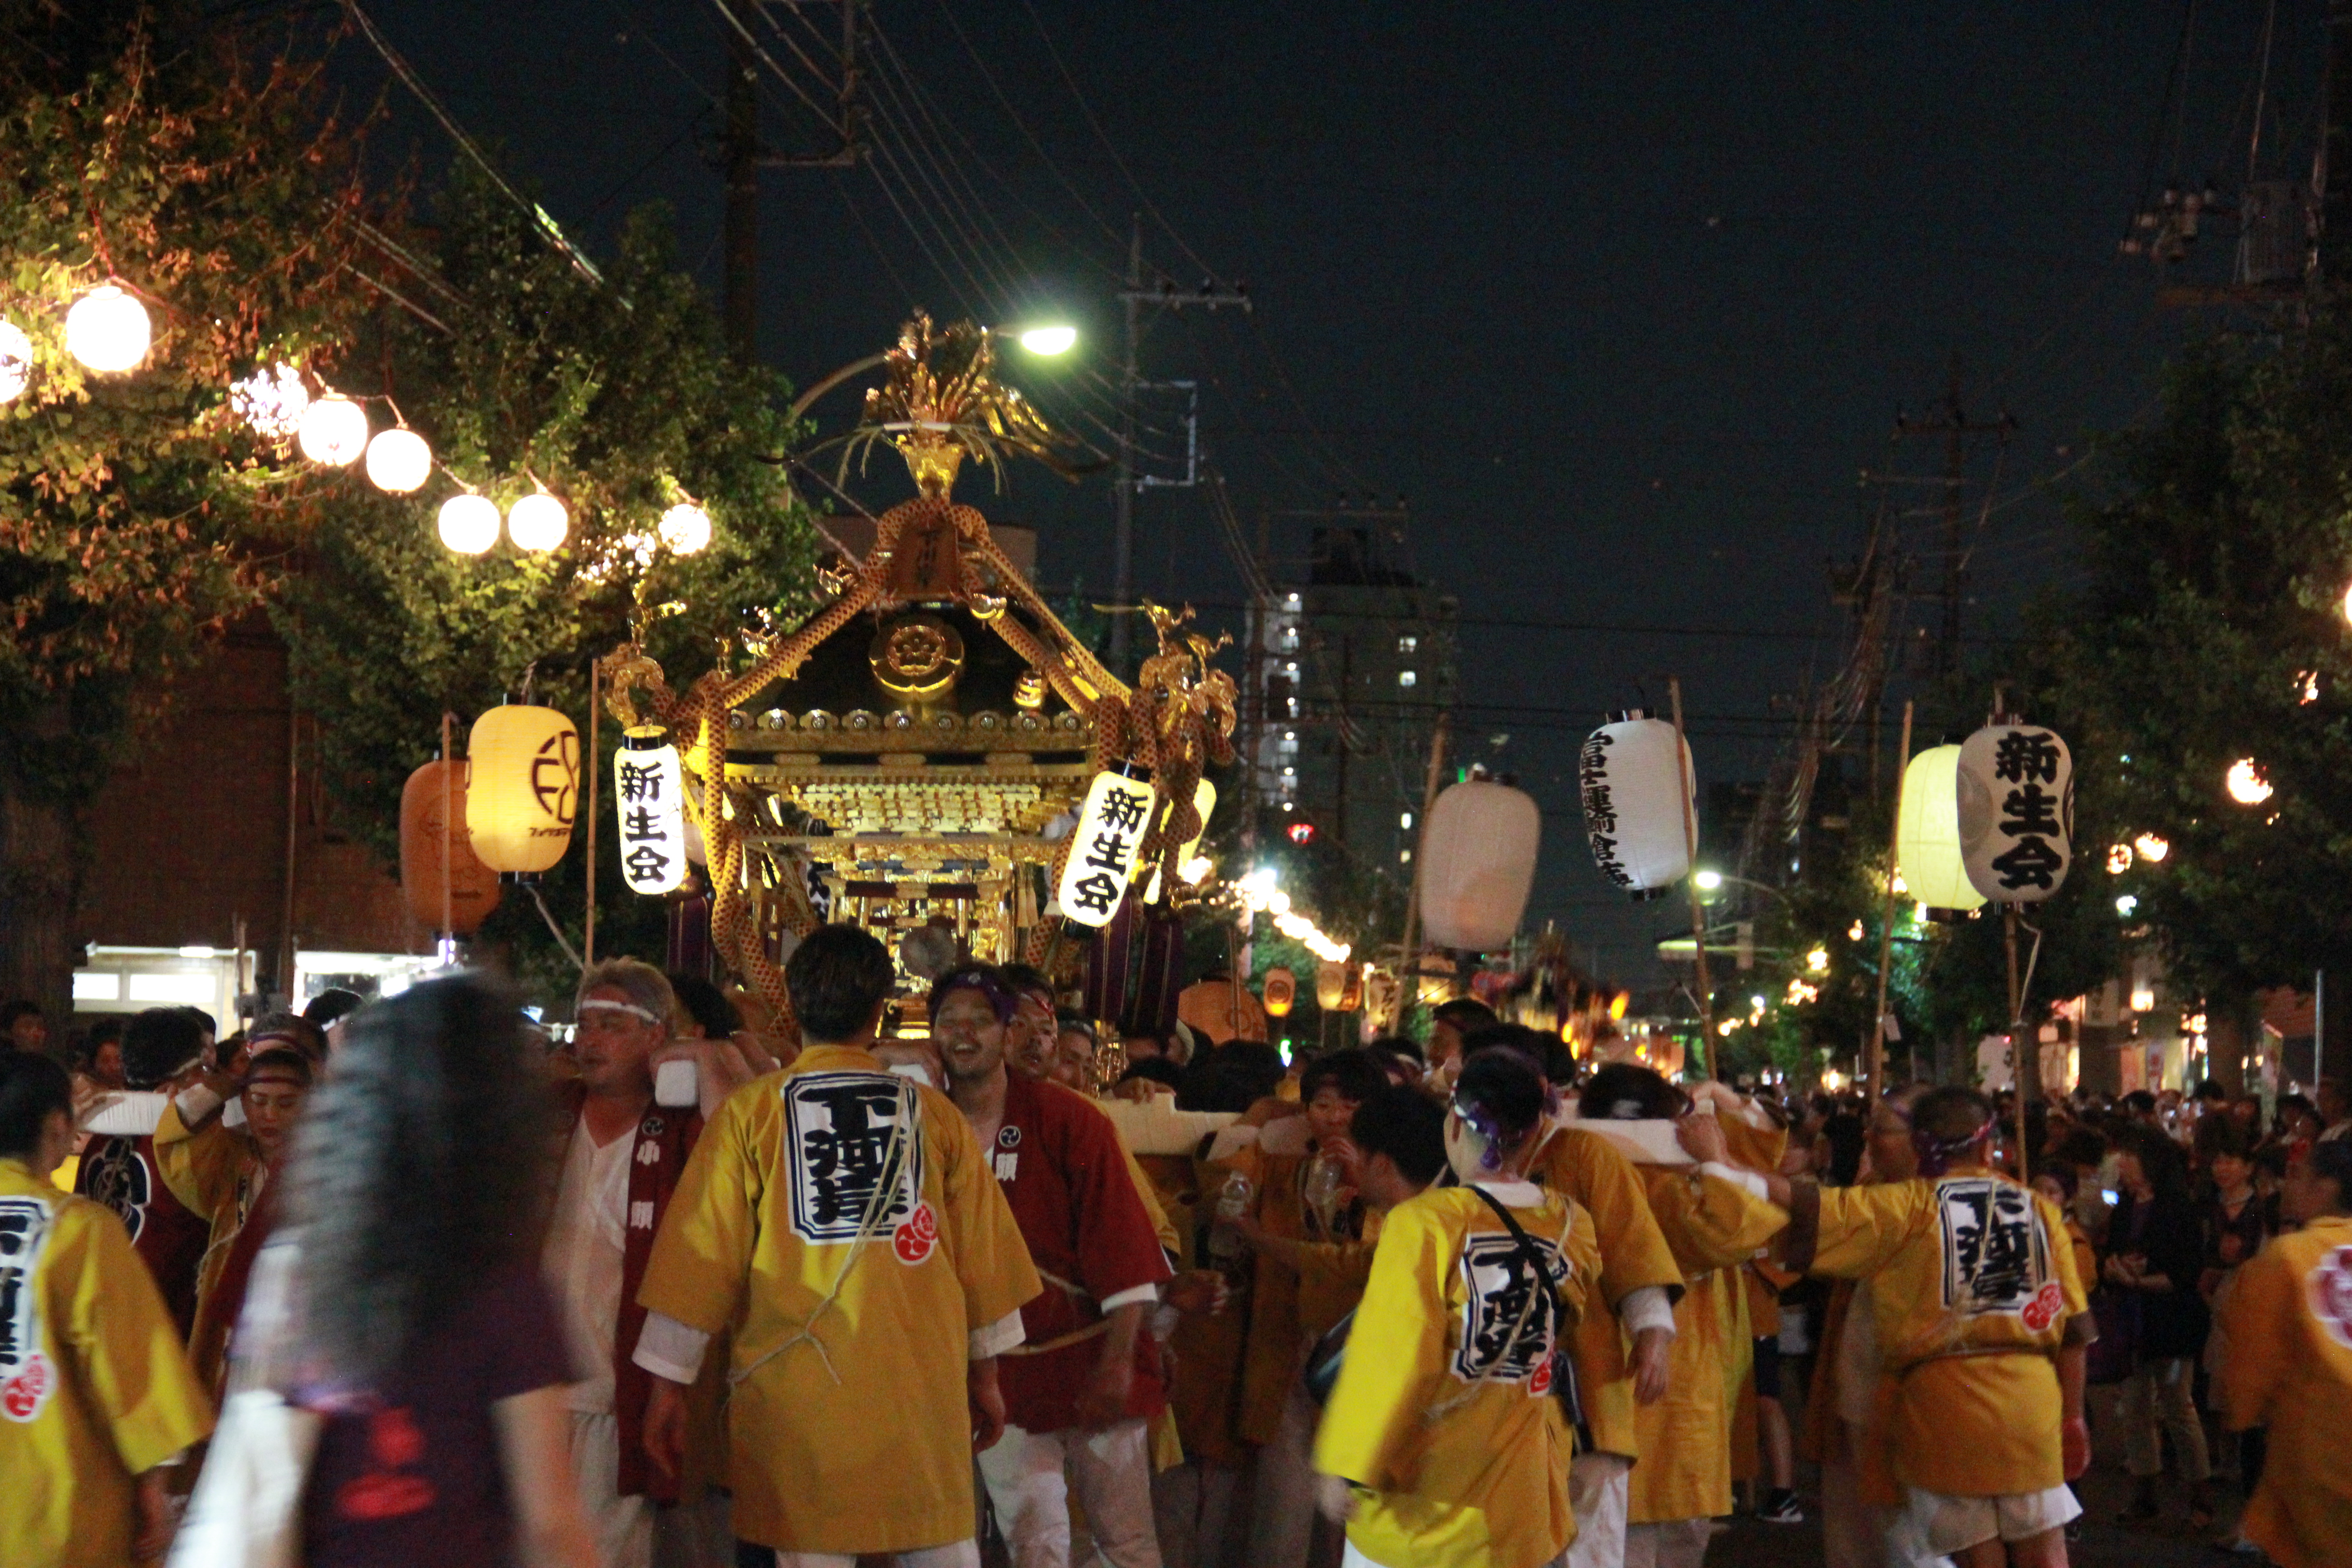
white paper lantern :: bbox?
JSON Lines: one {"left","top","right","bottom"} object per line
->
{"left": 1895, "top": 744, "right": 1984, "bottom": 913}
{"left": 1957, "top": 723, "right": 2073, "bottom": 904}
{"left": 296, "top": 394, "right": 369, "bottom": 466}
{"left": 0, "top": 319, "right": 31, "bottom": 403}
{"left": 65, "top": 284, "right": 149, "bottom": 372}
{"left": 1421, "top": 778, "right": 1541, "bottom": 951}
{"left": 614, "top": 729, "right": 688, "bottom": 895}
{"left": 1055, "top": 763, "right": 1157, "bottom": 928}
{"left": 507, "top": 491, "right": 569, "bottom": 551}
{"left": 1578, "top": 711, "right": 1695, "bottom": 899}
{"left": 437, "top": 494, "right": 501, "bottom": 554}
{"left": 364, "top": 426, "right": 432, "bottom": 493}
{"left": 658, "top": 502, "right": 712, "bottom": 555}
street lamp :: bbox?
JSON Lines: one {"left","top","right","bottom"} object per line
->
{"left": 788, "top": 323, "right": 1076, "bottom": 422}
{"left": 1692, "top": 869, "right": 1793, "bottom": 908}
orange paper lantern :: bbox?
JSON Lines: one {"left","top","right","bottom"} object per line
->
{"left": 399, "top": 760, "right": 500, "bottom": 933}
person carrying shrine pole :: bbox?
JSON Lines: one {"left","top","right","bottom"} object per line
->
{"left": 632, "top": 925, "right": 1041, "bottom": 1568}
{"left": 935, "top": 963, "right": 1176, "bottom": 1568}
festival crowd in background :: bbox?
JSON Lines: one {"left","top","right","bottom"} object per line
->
{"left": 4, "top": 951, "right": 2352, "bottom": 1568}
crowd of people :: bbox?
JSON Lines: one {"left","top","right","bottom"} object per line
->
{"left": 4, "top": 965, "right": 2352, "bottom": 1568}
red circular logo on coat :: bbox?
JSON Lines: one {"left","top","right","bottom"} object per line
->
{"left": 1528, "top": 1358, "right": 1554, "bottom": 1396}
{"left": 2020, "top": 1280, "right": 2065, "bottom": 1333}
{"left": 894, "top": 1202, "right": 938, "bottom": 1264}
{"left": 1, "top": 1354, "right": 49, "bottom": 1419}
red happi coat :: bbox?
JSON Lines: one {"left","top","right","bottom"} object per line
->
{"left": 993, "top": 1076, "right": 1174, "bottom": 1433}
{"left": 74, "top": 1100, "right": 211, "bottom": 1340}
{"left": 557, "top": 1085, "right": 705, "bottom": 1499}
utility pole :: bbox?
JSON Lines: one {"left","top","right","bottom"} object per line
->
{"left": 1894, "top": 358, "right": 2013, "bottom": 677}
{"left": 1108, "top": 215, "right": 1250, "bottom": 670}
{"left": 2323, "top": 0, "right": 2352, "bottom": 282}
{"left": 718, "top": 0, "right": 867, "bottom": 365}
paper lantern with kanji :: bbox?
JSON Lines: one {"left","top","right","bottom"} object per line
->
{"left": 398, "top": 760, "right": 500, "bottom": 933}
{"left": 1421, "top": 778, "right": 1541, "bottom": 951}
{"left": 1895, "top": 744, "right": 1984, "bottom": 914}
{"left": 1957, "top": 723, "right": 2074, "bottom": 904}
{"left": 1262, "top": 966, "right": 1297, "bottom": 1018}
{"left": 614, "top": 729, "right": 688, "bottom": 895}
{"left": 466, "top": 704, "right": 579, "bottom": 875}
{"left": 1055, "top": 762, "right": 1157, "bottom": 928}
{"left": 1578, "top": 711, "right": 1695, "bottom": 899}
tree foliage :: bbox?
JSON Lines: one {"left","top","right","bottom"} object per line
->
{"left": 275, "top": 168, "right": 823, "bottom": 984}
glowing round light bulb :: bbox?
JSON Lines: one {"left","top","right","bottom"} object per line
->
{"left": 437, "top": 494, "right": 500, "bottom": 554}
{"left": 506, "top": 491, "right": 569, "bottom": 551}
{"left": 2225, "top": 758, "right": 2274, "bottom": 805}
{"left": 364, "top": 427, "right": 432, "bottom": 494}
{"left": 65, "top": 284, "right": 150, "bottom": 372}
{"left": 1017, "top": 324, "right": 1078, "bottom": 356}
{"left": 658, "top": 501, "right": 712, "bottom": 555}
{"left": 0, "top": 319, "right": 31, "bottom": 403}
{"left": 296, "top": 394, "right": 370, "bottom": 466}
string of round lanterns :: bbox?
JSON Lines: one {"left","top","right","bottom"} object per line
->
{"left": 505, "top": 491, "right": 570, "bottom": 552}
{"left": 363, "top": 426, "right": 432, "bottom": 494}
{"left": 64, "top": 284, "right": 152, "bottom": 372}
{"left": 436, "top": 494, "right": 502, "bottom": 554}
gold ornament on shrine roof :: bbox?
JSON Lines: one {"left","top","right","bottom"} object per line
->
{"left": 869, "top": 613, "right": 966, "bottom": 700}
{"left": 841, "top": 311, "right": 1084, "bottom": 499}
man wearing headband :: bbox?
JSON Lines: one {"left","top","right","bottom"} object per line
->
{"left": 633, "top": 926, "right": 1040, "bottom": 1568}
{"left": 1774, "top": 1086, "right": 2094, "bottom": 1568}
{"left": 936, "top": 963, "right": 1174, "bottom": 1568}
{"left": 155, "top": 1036, "right": 314, "bottom": 1398}
{"left": 548, "top": 958, "right": 749, "bottom": 1568}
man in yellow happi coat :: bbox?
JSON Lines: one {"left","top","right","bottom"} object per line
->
{"left": 0, "top": 1052, "right": 214, "bottom": 1568}
{"left": 1778, "top": 1086, "right": 2092, "bottom": 1568}
{"left": 1573, "top": 1066, "right": 1788, "bottom": 1568}
{"left": 2220, "top": 1138, "right": 2352, "bottom": 1568}
{"left": 1462, "top": 1026, "right": 1681, "bottom": 1568}
{"left": 632, "top": 926, "right": 1041, "bottom": 1568}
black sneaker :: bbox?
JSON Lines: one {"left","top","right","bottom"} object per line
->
{"left": 1758, "top": 1488, "right": 1803, "bottom": 1525}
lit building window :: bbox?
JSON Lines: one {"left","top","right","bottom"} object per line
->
{"left": 1279, "top": 628, "right": 1298, "bottom": 651}
{"left": 1398, "top": 670, "right": 1417, "bottom": 688}
{"left": 1400, "top": 811, "right": 1413, "bottom": 830}
{"left": 1398, "top": 635, "right": 1417, "bottom": 654}
{"left": 1400, "top": 848, "right": 1412, "bottom": 863}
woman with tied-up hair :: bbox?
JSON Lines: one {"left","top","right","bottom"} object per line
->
{"left": 1313, "top": 1047, "right": 1601, "bottom": 1568}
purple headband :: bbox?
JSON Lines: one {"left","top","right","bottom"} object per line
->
{"left": 927, "top": 968, "right": 1019, "bottom": 1024}
{"left": 1912, "top": 1117, "right": 1993, "bottom": 1178}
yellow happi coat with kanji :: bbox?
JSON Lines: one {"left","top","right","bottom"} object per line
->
{"left": 1622, "top": 1159, "right": 1787, "bottom": 1524}
{"left": 1802, "top": 1166, "right": 2089, "bottom": 1497}
{"left": 2220, "top": 1215, "right": 2352, "bottom": 1568}
{"left": 636, "top": 1048, "right": 1040, "bottom": 1554}
{"left": 0, "top": 1158, "right": 214, "bottom": 1568}
{"left": 1315, "top": 1183, "right": 1600, "bottom": 1568}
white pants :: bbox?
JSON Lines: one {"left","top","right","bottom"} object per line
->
{"left": 978, "top": 1418, "right": 1163, "bottom": 1568}
{"left": 1247, "top": 1382, "right": 1320, "bottom": 1568}
{"left": 570, "top": 1411, "right": 653, "bottom": 1568}
{"left": 1621, "top": 1519, "right": 1711, "bottom": 1568}
{"left": 1564, "top": 1452, "right": 1630, "bottom": 1568}
{"left": 760, "top": 1545, "right": 979, "bottom": 1568}
{"left": 1151, "top": 1460, "right": 1241, "bottom": 1568}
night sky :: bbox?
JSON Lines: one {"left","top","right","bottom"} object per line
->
{"left": 334, "top": 1, "right": 2320, "bottom": 982}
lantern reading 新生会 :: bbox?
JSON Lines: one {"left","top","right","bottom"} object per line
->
{"left": 1957, "top": 723, "right": 2074, "bottom": 904}
{"left": 1579, "top": 710, "right": 1695, "bottom": 900}
{"left": 398, "top": 760, "right": 500, "bottom": 933}
{"left": 466, "top": 704, "right": 580, "bottom": 875}
{"left": 615, "top": 729, "right": 688, "bottom": 895}
{"left": 1421, "top": 777, "right": 1541, "bottom": 952}
{"left": 1055, "top": 763, "right": 1156, "bottom": 928}
{"left": 1895, "top": 744, "right": 1984, "bottom": 914}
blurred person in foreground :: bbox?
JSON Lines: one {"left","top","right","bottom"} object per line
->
{"left": 1313, "top": 1047, "right": 1601, "bottom": 1568}
{"left": 271, "top": 971, "right": 593, "bottom": 1568}
{"left": 632, "top": 925, "right": 1041, "bottom": 1568}
{"left": 1776, "top": 1085, "right": 2093, "bottom": 1568}
{"left": 2219, "top": 1137, "right": 2352, "bottom": 1568}
{"left": 0, "top": 1050, "right": 212, "bottom": 1568}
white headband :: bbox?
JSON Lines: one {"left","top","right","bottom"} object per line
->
{"left": 577, "top": 998, "right": 663, "bottom": 1026}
